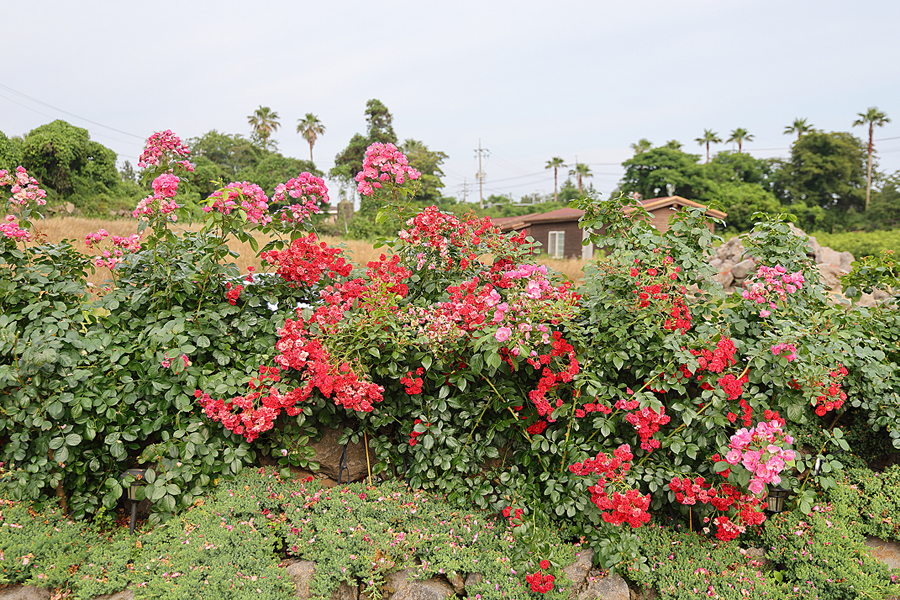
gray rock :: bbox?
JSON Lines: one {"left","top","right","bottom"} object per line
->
{"left": 331, "top": 583, "right": 358, "bottom": 600}
{"left": 286, "top": 560, "right": 357, "bottom": 600}
{"left": 865, "top": 536, "right": 900, "bottom": 570}
{"left": 578, "top": 572, "right": 630, "bottom": 600}
{"left": 630, "top": 587, "right": 659, "bottom": 600}
{"left": 287, "top": 560, "right": 317, "bottom": 599}
{"left": 730, "top": 258, "right": 756, "bottom": 281}
{"left": 464, "top": 572, "right": 483, "bottom": 587}
{"left": 716, "top": 237, "right": 745, "bottom": 263}
{"left": 385, "top": 569, "right": 454, "bottom": 600}
{"left": 446, "top": 571, "right": 465, "bottom": 594}
{"left": 713, "top": 270, "right": 734, "bottom": 289}
{"left": 561, "top": 549, "right": 594, "bottom": 593}
{"left": 308, "top": 427, "right": 370, "bottom": 483}
{"left": 0, "top": 587, "right": 50, "bottom": 600}
{"left": 93, "top": 592, "right": 134, "bottom": 600}
{"left": 818, "top": 264, "right": 844, "bottom": 290}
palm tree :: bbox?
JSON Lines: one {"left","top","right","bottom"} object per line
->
{"left": 568, "top": 163, "right": 593, "bottom": 194}
{"left": 630, "top": 139, "right": 653, "bottom": 154}
{"left": 694, "top": 129, "right": 721, "bottom": 164}
{"left": 783, "top": 118, "right": 814, "bottom": 142}
{"left": 545, "top": 157, "right": 566, "bottom": 202}
{"left": 853, "top": 107, "right": 891, "bottom": 211}
{"left": 727, "top": 128, "right": 754, "bottom": 153}
{"left": 296, "top": 113, "right": 326, "bottom": 163}
{"left": 248, "top": 106, "right": 280, "bottom": 150}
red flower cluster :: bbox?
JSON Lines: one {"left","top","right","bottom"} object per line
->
{"left": 625, "top": 405, "right": 670, "bottom": 452}
{"left": 261, "top": 233, "right": 352, "bottom": 288}
{"left": 630, "top": 258, "right": 691, "bottom": 333}
{"left": 275, "top": 317, "right": 384, "bottom": 413}
{"left": 501, "top": 505, "right": 524, "bottom": 527}
{"left": 225, "top": 281, "right": 243, "bottom": 305}
{"left": 527, "top": 419, "right": 548, "bottom": 435}
{"left": 678, "top": 338, "right": 748, "bottom": 403}
{"left": 669, "top": 475, "right": 767, "bottom": 541}
{"left": 401, "top": 368, "right": 424, "bottom": 395}
{"left": 195, "top": 366, "right": 304, "bottom": 442}
{"left": 570, "top": 444, "right": 651, "bottom": 527}
{"left": 408, "top": 418, "right": 431, "bottom": 446}
{"left": 525, "top": 571, "right": 555, "bottom": 594}
{"left": 814, "top": 364, "right": 848, "bottom": 416}
{"left": 365, "top": 254, "right": 412, "bottom": 300}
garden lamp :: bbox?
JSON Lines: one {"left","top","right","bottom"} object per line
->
{"left": 120, "top": 468, "right": 148, "bottom": 535}
{"left": 766, "top": 485, "right": 790, "bottom": 513}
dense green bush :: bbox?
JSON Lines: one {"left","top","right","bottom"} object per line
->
{"left": 2, "top": 133, "right": 900, "bottom": 591}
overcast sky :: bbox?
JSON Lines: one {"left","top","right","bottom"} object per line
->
{"left": 3, "top": 0, "right": 899, "bottom": 204}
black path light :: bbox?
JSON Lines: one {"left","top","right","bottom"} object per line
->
{"left": 766, "top": 484, "right": 791, "bottom": 513}
{"left": 120, "top": 468, "right": 148, "bottom": 535}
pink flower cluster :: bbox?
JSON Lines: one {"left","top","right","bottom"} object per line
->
{"left": 152, "top": 173, "right": 180, "bottom": 198}
{"left": 724, "top": 419, "right": 795, "bottom": 495}
{"left": 0, "top": 216, "right": 30, "bottom": 241}
{"left": 771, "top": 342, "right": 798, "bottom": 362}
{"left": 272, "top": 173, "right": 328, "bottom": 224}
{"left": 0, "top": 167, "right": 47, "bottom": 242}
{"left": 0, "top": 166, "right": 47, "bottom": 207}
{"left": 205, "top": 181, "right": 272, "bottom": 225}
{"left": 570, "top": 444, "right": 652, "bottom": 527}
{"left": 742, "top": 265, "right": 805, "bottom": 318}
{"left": 85, "top": 230, "right": 143, "bottom": 270}
{"left": 138, "top": 130, "right": 191, "bottom": 168}
{"left": 133, "top": 193, "right": 179, "bottom": 221}
{"left": 355, "top": 142, "right": 421, "bottom": 196}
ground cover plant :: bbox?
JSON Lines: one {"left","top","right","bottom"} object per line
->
{"left": 0, "top": 468, "right": 579, "bottom": 599}
{"left": 2, "top": 132, "right": 900, "bottom": 595}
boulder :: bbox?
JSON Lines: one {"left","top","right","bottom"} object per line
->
{"left": 865, "top": 536, "right": 900, "bottom": 571}
{"left": 308, "top": 427, "right": 370, "bottom": 483}
{"left": 730, "top": 259, "right": 756, "bottom": 282}
{"left": 577, "top": 571, "right": 630, "bottom": 600}
{"left": 286, "top": 560, "right": 357, "bottom": 600}
{"left": 0, "top": 587, "right": 50, "bottom": 600}
{"left": 93, "top": 593, "right": 135, "bottom": 600}
{"left": 286, "top": 560, "right": 316, "bottom": 599}
{"left": 816, "top": 247, "right": 854, "bottom": 272}
{"left": 818, "top": 264, "right": 844, "bottom": 290}
{"left": 384, "top": 569, "right": 454, "bottom": 600}
{"left": 712, "top": 270, "right": 734, "bottom": 289}
{"left": 464, "top": 572, "right": 483, "bottom": 588}
{"left": 560, "top": 548, "right": 594, "bottom": 594}
{"left": 446, "top": 572, "right": 465, "bottom": 594}
{"left": 716, "top": 238, "right": 745, "bottom": 263}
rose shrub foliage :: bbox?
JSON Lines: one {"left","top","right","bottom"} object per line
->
{"left": 1, "top": 134, "right": 900, "bottom": 577}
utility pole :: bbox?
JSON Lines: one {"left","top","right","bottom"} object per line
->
{"left": 474, "top": 139, "right": 490, "bottom": 210}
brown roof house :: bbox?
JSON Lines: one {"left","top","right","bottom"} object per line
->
{"left": 491, "top": 197, "right": 725, "bottom": 260}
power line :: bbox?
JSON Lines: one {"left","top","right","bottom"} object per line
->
{"left": 0, "top": 83, "right": 145, "bottom": 140}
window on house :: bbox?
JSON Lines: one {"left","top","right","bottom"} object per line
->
{"left": 548, "top": 231, "right": 565, "bottom": 258}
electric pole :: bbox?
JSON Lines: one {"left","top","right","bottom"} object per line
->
{"left": 474, "top": 139, "right": 490, "bottom": 210}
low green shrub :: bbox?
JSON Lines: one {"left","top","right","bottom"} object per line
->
{"left": 625, "top": 522, "right": 787, "bottom": 599}
{"left": 0, "top": 497, "right": 89, "bottom": 588}
{"left": 827, "top": 465, "right": 900, "bottom": 542}
{"left": 761, "top": 504, "right": 898, "bottom": 600}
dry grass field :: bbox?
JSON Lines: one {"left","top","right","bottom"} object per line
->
{"left": 35, "top": 217, "right": 588, "bottom": 289}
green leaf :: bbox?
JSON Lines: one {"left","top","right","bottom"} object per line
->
{"left": 65, "top": 433, "right": 82, "bottom": 446}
